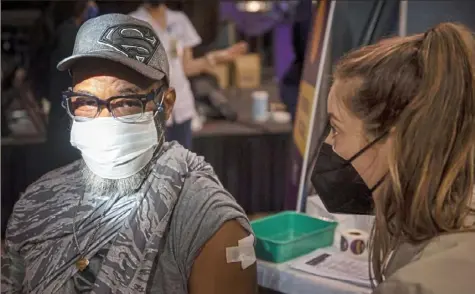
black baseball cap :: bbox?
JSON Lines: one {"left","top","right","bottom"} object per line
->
{"left": 57, "top": 13, "right": 169, "bottom": 84}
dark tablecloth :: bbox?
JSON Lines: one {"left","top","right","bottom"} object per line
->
{"left": 193, "top": 83, "right": 292, "bottom": 214}
{"left": 194, "top": 130, "right": 290, "bottom": 215}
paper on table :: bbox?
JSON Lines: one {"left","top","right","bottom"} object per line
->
{"left": 290, "top": 248, "right": 373, "bottom": 288}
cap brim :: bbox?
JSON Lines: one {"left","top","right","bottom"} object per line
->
{"left": 57, "top": 51, "right": 166, "bottom": 82}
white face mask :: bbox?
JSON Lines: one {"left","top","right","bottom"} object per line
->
{"left": 70, "top": 113, "right": 159, "bottom": 180}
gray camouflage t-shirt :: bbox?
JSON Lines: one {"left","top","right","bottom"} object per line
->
{"left": 3, "top": 143, "right": 253, "bottom": 294}
{"left": 68, "top": 173, "right": 252, "bottom": 293}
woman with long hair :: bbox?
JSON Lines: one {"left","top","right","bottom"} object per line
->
{"left": 323, "top": 22, "right": 474, "bottom": 293}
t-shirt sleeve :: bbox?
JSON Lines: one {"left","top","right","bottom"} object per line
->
{"left": 175, "top": 12, "right": 201, "bottom": 48}
{"left": 169, "top": 172, "right": 253, "bottom": 281}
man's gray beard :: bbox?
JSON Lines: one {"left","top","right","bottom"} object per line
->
{"left": 72, "top": 112, "right": 165, "bottom": 196}
{"left": 81, "top": 160, "right": 153, "bottom": 196}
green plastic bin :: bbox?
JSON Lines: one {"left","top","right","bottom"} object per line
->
{"left": 251, "top": 211, "right": 337, "bottom": 263}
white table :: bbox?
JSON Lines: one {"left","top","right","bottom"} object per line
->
{"left": 257, "top": 196, "right": 374, "bottom": 294}
{"left": 257, "top": 255, "right": 371, "bottom": 294}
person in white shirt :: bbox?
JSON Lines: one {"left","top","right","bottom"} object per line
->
{"left": 130, "top": 0, "right": 247, "bottom": 149}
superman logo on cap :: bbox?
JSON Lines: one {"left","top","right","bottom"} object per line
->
{"left": 99, "top": 25, "right": 159, "bottom": 64}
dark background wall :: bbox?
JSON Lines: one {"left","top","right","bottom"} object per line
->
{"left": 407, "top": 0, "right": 475, "bottom": 34}
{"left": 333, "top": 0, "right": 475, "bottom": 52}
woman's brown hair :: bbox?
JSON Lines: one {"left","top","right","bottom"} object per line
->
{"left": 334, "top": 23, "right": 475, "bottom": 284}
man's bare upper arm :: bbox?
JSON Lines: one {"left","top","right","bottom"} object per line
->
{"left": 188, "top": 220, "right": 257, "bottom": 294}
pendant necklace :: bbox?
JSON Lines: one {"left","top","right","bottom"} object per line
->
{"left": 72, "top": 193, "right": 109, "bottom": 271}
{"left": 70, "top": 148, "right": 160, "bottom": 271}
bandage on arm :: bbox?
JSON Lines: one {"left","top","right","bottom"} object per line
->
{"left": 226, "top": 234, "right": 256, "bottom": 270}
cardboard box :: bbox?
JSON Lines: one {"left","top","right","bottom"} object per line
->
{"left": 233, "top": 54, "right": 261, "bottom": 89}
{"left": 212, "top": 64, "right": 229, "bottom": 89}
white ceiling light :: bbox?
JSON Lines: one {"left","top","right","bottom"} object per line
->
{"left": 236, "top": 1, "right": 272, "bottom": 13}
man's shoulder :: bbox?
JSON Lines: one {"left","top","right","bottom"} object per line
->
{"left": 166, "top": 165, "right": 251, "bottom": 277}
{"left": 155, "top": 142, "right": 222, "bottom": 202}
{"left": 20, "top": 160, "right": 83, "bottom": 202}
{"left": 6, "top": 160, "right": 83, "bottom": 248}
{"left": 171, "top": 168, "right": 247, "bottom": 233}
{"left": 151, "top": 144, "right": 251, "bottom": 281}
{"left": 158, "top": 141, "right": 189, "bottom": 160}
{"left": 155, "top": 142, "right": 214, "bottom": 175}
{"left": 180, "top": 170, "right": 227, "bottom": 202}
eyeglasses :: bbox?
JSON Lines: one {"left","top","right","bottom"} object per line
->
{"left": 62, "top": 86, "right": 165, "bottom": 123}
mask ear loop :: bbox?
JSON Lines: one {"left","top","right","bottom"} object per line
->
{"left": 135, "top": 88, "right": 168, "bottom": 192}
{"left": 156, "top": 90, "right": 165, "bottom": 113}
{"left": 347, "top": 131, "right": 389, "bottom": 163}
{"left": 369, "top": 174, "right": 387, "bottom": 192}
{"left": 314, "top": 130, "right": 389, "bottom": 175}
{"left": 153, "top": 87, "right": 166, "bottom": 118}
{"left": 347, "top": 131, "right": 389, "bottom": 192}
{"left": 135, "top": 92, "right": 165, "bottom": 192}
{"left": 153, "top": 88, "right": 167, "bottom": 150}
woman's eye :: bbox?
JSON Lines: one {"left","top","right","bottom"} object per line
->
{"left": 330, "top": 125, "right": 338, "bottom": 135}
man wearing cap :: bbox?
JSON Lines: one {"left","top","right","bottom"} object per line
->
{"left": 1, "top": 14, "right": 256, "bottom": 294}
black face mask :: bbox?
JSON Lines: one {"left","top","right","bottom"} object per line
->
{"left": 310, "top": 133, "right": 387, "bottom": 215}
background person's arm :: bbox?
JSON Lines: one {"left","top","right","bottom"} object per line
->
{"left": 176, "top": 10, "right": 248, "bottom": 77}
{"left": 181, "top": 47, "right": 213, "bottom": 77}
{"left": 188, "top": 220, "right": 257, "bottom": 294}
{"left": 181, "top": 42, "right": 249, "bottom": 77}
